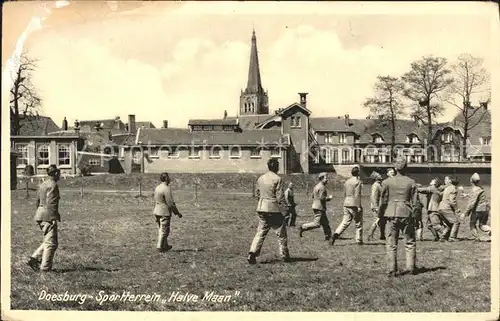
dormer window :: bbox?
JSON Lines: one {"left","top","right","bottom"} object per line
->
{"left": 406, "top": 134, "right": 420, "bottom": 144}
{"left": 291, "top": 116, "right": 302, "bottom": 128}
{"left": 372, "top": 134, "right": 384, "bottom": 144}
{"left": 481, "top": 137, "right": 491, "bottom": 145}
{"left": 441, "top": 132, "right": 453, "bottom": 143}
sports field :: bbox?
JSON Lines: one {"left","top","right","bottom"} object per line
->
{"left": 9, "top": 185, "right": 491, "bottom": 311}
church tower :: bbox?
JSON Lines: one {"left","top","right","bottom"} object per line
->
{"left": 239, "top": 29, "right": 269, "bottom": 115}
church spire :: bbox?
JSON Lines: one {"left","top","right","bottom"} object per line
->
{"left": 245, "top": 28, "right": 263, "bottom": 93}
{"left": 239, "top": 28, "right": 269, "bottom": 116}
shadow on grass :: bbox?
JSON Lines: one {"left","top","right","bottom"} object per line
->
{"left": 260, "top": 257, "right": 319, "bottom": 264}
{"left": 54, "top": 267, "right": 120, "bottom": 273}
{"left": 172, "top": 248, "right": 205, "bottom": 253}
{"left": 400, "top": 266, "right": 447, "bottom": 276}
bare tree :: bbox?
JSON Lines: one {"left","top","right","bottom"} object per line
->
{"left": 10, "top": 53, "right": 42, "bottom": 135}
{"left": 402, "top": 56, "right": 453, "bottom": 161}
{"left": 446, "top": 53, "right": 490, "bottom": 159}
{"left": 363, "top": 75, "right": 406, "bottom": 162}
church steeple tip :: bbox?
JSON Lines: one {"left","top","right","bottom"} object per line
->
{"left": 239, "top": 28, "right": 269, "bottom": 116}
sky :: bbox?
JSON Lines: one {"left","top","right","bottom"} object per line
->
{"left": 2, "top": 1, "right": 499, "bottom": 129}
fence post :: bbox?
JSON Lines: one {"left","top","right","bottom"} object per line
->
{"left": 306, "top": 181, "right": 309, "bottom": 197}
{"left": 194, "top": 182, "right": 198, "bottom": 202}
{"left": 25, "top": 179, "right": 29, "bottom": 199}
{"left": 139, "top": 180, "right": 143, "bottom": 197}
{"left": 252, "top": 181, "right": 255, "bottom": 198}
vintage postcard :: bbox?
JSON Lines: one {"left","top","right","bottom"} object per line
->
{"left": 1, "top": 1, "right": 499, "bottom": 320}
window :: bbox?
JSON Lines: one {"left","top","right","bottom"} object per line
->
{"left": 339, "top": 133, "right": 347, "bottom": 144}
{"left": 442, "top": 133, "right": 453, "bottom": 143}
{"left": 214, "top": 125, "right": 223, "bottom": 131}
{"left": 88, "top": 158, "right": 101, "bottom": 166}
{"left": 223, "top": 126, "right": 233, "bottom": 131}
{"left": 192, "top": 126, "right": 202, "bottom": 131}
{"left": 58, "top": 144, "right": 71, "bottom": 166}
{"left": 132, "top": 151, "right": 142, "bottom": 164}
{"left": 230, "top": 148, "right": 241, "bottom": 159}
{"left": 373, "top": 134, "right": 384, "bottom": 143}
{"left": 189, "top": 148, "right": 201, "bottom": 158}
{"left": 250, "top": 148, "right": 261, "bottom": 158}
{"left": 407, "top": 135, "right": 420, "bottom": 144}
{"left": 16, "top": 143, "right": 29, "bottom": 167}
{"left": 342, "top": 149, "right": 350, "bottom": 163}
{"left": 325, "top": 133, "right": 334, "bottom": 144}
{"left": 210, "top": 148, "right": 221, "bottom": 158}
{"left": 37, "top": 144, "right": 50, "bottom": 166}
{"left": 148, "top": 148, "right": 159, "bottom": 158}
{"left": 291, "top": 116, "right": 302, "bottom": 128}
{"left": 167, "top": 148, "right": 180, "bottom": 158}
{"left": 481, "top": 137, "right": 491, "bottom": 145}
{"left": 271, "top": 148, "right": 281, "bottom": 158}
{"left": 203, "top": 126, "right": 213, "bottom": 131}
{"left": 323, "top": 148, "right": 332, "bottom": 164}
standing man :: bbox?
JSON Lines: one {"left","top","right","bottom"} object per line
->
{"left": 298, "top": 173, "right": 333, "bottom": 240}
{"left": 248, "top": 158, "right": 290, "bottom": 264}
{"left": 368, "top": 171, "right": 385, "bottom": 241}
{"left": 387, "top": 168, "right": 395, "bottom": 178}
{"left": 331, "top": 166, "right": 363, "bottom": 246}
{"left": 461, "top": 173, "right": 491, "bottom": 241}
{"left": 26, "top": 165, "right": 61, "bottom": 272}
{"left": 153, "top": 172, "right": 182, "bottom": 252}
{"left": 437, "top": 176, "right": 461, "bottom": 242}
{"left": 417, "top": 178, "right": 443, "bottom": 241}
{"left": 284, "top": 182, "right": 297, "bottom": 227}
{"left": 378, "top": 158, "right": 418, "bottom": 277}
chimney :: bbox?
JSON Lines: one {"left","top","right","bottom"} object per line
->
{"left": 223, "top": 110, "right": 228, "bottom": 119}
{"left": 115, "top": 116, "right": 121, "bottom": 129}
{"left": 128, "top": 114, "right": 136, "bottom": 134}
{"left": 162, "top": 120, "right": 168, "bottom": 129}
{"left": 74, "top": 120, "right": 80, "bottom": 133}
{"left": 62, "top": 117, "right": 68, "bottom": 131}
{"left": 299, "top": 93, "right": 308, "bottom": 108}
{"left": 344, "top": 114, "right": 350, "bottom": 126}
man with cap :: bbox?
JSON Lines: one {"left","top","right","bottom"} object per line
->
{"left": 284, "top": 182, "right": 297, "bottom": 227}
{"left": 417, "top": 178, "right": 444, "bottom": 241}
{"left": 298, "top": 172, "right": 333, "bottom": 240}
{"left": 26, "top": 165, "right": 61, "bottom": 272}
{"left": 331, "top": 166, "right": 363, "bottom": 246}
{"left": 461, "top": 173, "right": 491, "bottom": 241}
{"left": 248, "top": 158, "right": 290, "bottom": 264}
{"left": 153, "top": 172, "right": 182, "bottom": 252}
{"left": 378, "top": 157, "right": 418, "bottom": 276}
{"left": 367, "top": 171, "right": 385, "bottom": 241}
{"left": 437, "top": 176, "right": 461, "bottom": 242}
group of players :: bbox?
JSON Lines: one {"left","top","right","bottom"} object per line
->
{"left": 245, "top": 157, "right": 491, "bottom": 276}
{"left": 26, "top": 158, "right": 490, "bottom": 276}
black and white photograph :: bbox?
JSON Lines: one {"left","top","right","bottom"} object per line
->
{"left": 1, "top": 1, "right": 499, "bottom": 319}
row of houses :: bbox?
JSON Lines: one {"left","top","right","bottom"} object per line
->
{"left": 10, "top": 94, "right": 492, "bottom": 178}
{"left": 10, "top": 29, "right": 492, "bottom": 178}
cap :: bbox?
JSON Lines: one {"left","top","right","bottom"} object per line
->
{"left": 394, "top": 157, "right": 407, "bottom": 171}
{"left": 470, "top": 173, "right": 480, "bottom": 182}
{"left": 370, "top": 171, "right": 382, "bottom": 180}
{"left": 46, "top": 164, "right": 59, "bottom": 176}
{"left": 318, "top": 172, "right": 327, "bottom": 180}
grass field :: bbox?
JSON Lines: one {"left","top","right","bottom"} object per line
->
{"left": 10, "top": 185, "right": 491, "bottom": 312}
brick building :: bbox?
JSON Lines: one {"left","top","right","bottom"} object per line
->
{"left": 119, "top": 29, "right": 492, "bottom": 175}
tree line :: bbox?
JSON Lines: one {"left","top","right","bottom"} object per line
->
{"left": 363, "top": 54, "right": 491, "bottom": 161}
